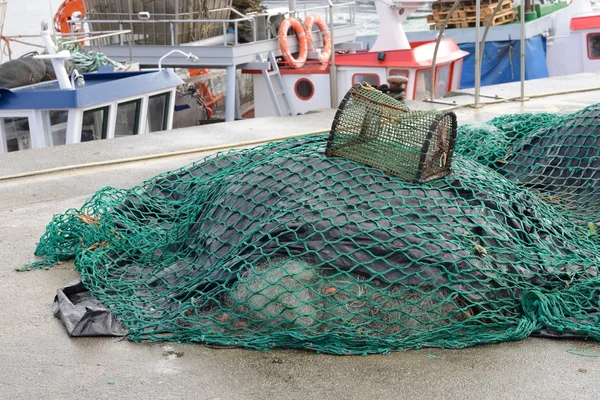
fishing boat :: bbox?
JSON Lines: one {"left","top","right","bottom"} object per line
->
{"left": 47, "top": 0, "right": 468, "bottom": 120}
{"left": 358, "top": 0, "right": 600, "bottom": 89}
{"left": 243, "top": 0, "right": 468, "bottom": 117}
{"left": 0, "top": 22, "right": 183, "bottom": 153}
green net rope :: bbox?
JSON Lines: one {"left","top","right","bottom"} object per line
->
{"left": 22, "top": 104, "right": 600, "bottom": 355}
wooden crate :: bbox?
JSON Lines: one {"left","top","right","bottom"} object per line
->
{"left": 462, "top": 0, "right": 513, "bottom": 15}
{"left": 465, "top": 9, "right": 516, "bottom": 26}
{"left": 427, "top": 10, "right": 467, "bottom": 23}
{"left": 433, "top": 0, "right": 505, "bottom": 10}
{"left": 430, "top": 20, "right": 470, "bottom": 30}
{"left": 429, "top": 0, "right": 515, "bottom": 30}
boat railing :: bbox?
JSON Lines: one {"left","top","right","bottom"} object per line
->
{"left": 264, "top": 2, "right": 356, "bottom": 40}
{"left": 75, "top": 15, "right": 259, "bottom": 47}
{"left": 69, "top": 2, "right": 356, "bottom": 47}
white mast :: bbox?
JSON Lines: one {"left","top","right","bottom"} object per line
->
{"left": 370, "top": 0, "right": 436, "bottom": 52}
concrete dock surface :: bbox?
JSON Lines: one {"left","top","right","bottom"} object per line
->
{"left": 2, "top": 72, "right": 600, "bottom": 399}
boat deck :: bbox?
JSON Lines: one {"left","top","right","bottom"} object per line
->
{"left": 1, "top": 71, "right": 600, "bottom": 399}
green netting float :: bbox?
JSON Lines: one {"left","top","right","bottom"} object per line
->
{"left": 20, "top": 100, "right": 600, "bottom": 355}
{"left": 326, "top": 83, "right": 458, "bottom": 183}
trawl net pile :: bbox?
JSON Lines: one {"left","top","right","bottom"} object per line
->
{"left": 25, "top": 104, "right": 600, "bottom": 355}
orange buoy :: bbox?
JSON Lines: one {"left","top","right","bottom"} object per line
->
{"left": 303, "top": 14, "right": 332, "bottom": 64}
{"left": 54, "top": 0, "right": 85, "bottom": 33}
{"left": 278, "top": 17, "right": 308, "bottom": 69}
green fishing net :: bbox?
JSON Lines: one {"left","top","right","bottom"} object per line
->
{"left": 23, "top": 103, "right": 600, "bottom": 355}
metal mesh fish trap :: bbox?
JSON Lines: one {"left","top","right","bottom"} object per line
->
{"left": 325, "top": 83, "right": 458, "bottom": 183}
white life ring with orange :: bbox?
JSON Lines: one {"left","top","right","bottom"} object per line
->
{"left": 279, "top": 17, "right": 308, "bottom": 69}
{"left": 303, "top": 14, "right": 332, "bottom": 64}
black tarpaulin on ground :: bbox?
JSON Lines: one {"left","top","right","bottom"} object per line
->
{"left": 53, "top": 280, "right": 128, "bottom": 337}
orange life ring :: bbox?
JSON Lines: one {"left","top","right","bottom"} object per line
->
{"left": 278, "top": 17, "right": 308, "bottom": 69}
{"left": 54, "top": 0, "right": 85, "bottom": 33}
{"left": 303, "top": 14, "right": 331, "bottom": 64}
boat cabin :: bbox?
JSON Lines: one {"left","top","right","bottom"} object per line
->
{"left": 245, "top": 39, "right": 467, "bottom": 118}
{"left": 567, "top": 14, "right": 600, "bottom": 74}
{"left": 0, "top": 69, "right": 182, "bottom": 153}
{"left": 243, "top": 0, "right": 467, "bottom": 118}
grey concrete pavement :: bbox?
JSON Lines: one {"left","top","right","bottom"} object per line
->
{"left": 2, "top": 73, "right": 600, "bottom": 399}
{"left": 0, "top": 109, "right": 336, "bottom": 178}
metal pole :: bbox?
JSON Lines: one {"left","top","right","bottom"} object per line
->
{"left": 477, "top": 0, "right": 511, "bottom": 101}
{"left": 174, "top": 0, "right": 179, "bottom": 45}
{"left": 289, "top": 0, "right": 297, "bottom": 18}
{"left": 128, "top": 0, "right": 135, "bottom": 45}
{"left": 474, "top": 0, "right": 481, "bottom": 108}
{"left": 520, "top": 0, "right": 527, "bottom": 101}
{"left": 329, "top": 0, "right": 337, "bottom": 108}
{"left": 430, "top": 0, "right": 462, "bottom": 101}
{"left": 225, "top": 65, "right": 236, "bottom": 122}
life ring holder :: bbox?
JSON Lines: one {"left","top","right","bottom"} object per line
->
{"left": 303, "top": 14, "right": 332, "bottom": 64}
{"left": 278, "top": 17, "right": 308, "bottom": 69}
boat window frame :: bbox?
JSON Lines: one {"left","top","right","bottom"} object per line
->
{"left": 450, "top": 60, "right": 463, "bottom": 91}
{"left": 388, "top": 69, "right": 409, "bottom": 78}
{"left": 148, "top": 92, "right": 171, "bottom": 132}
{"left": 414, "top": 65, "right": 453, "bottom": 100}
{"left": 46, "top": 110, "right": 69, "bottom": 147}
{"left": 294, "top": 78, "right": 315, "bottom": 101}
{"left": 81, "top": 106, "right": 109, "bottom": 142}
{"left": 435, "top": 64, "right": 451, "bottom": 98}
{"left": 413, "top": 68, "right": 432, "bottom": 100}
{"left": 115, "top": 98, "right": 142, "bottom": 137}
{"left": 351, "top": 73, "right": 381, "bottom": 86}
{"left": 2, "top": 115, "right": 32, "bottom": 152}
{"left": 586, "top": 32, "right": 600, "bottom": 59}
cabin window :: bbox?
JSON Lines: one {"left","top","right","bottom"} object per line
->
{"left": 294, "top": 78, "right": 315, "bottom": 101}
{"left": 388, "top": 69, "right": 408, "bottom": 78}
{"left": 436, "top": 65, "right": 451, "bottom": 98}
{"left": 3, "top": 117, "right": 31, "bottom": 152}
{"left": 81, "top": 107, "right": 109, "bottom": 142}
{"left": 352, "top": 73, "right": 380, "bottom": 86}
{"left": 451, "top": 60, "right": 463, "bottom": 91}
{"left": 115, "top": 100, "right": 141, "bottom": 137}
{"left": 587, "top": 33, "right": 600, "bottom": 59}
{"left": 48, "top": 111, "right": 68, "bottom": 146}
{"left": 414, "top": 69, "right": 432, "bottom": 101}
{"left": 415, "top": 66, "right": 451, "bottom": 100}
{"left": 147, "top": 92, "right": 171, "bottom": 133}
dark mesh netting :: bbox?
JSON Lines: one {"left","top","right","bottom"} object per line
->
{"left": 0, "top": 57, "right": 71, "bottom": 89}
{"left": 21, "top": 101, "right": 600, "bottom": 355}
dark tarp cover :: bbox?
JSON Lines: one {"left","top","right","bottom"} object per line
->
{"left": 53, "top": 280, "right": 128, "bottom": 337}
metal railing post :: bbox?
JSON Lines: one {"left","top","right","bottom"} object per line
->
{"left": 474, "top": 0, "right": 511, "bottom": 101}
{"left": 520, "top": 0, "right": 528, "bottom": 101}
{"left": 128, "top": 32, "right": 133, "bottom": 62}
{"left": 474, "top": 0, "right": 481, "bottom": 108}
{"left": 328, "top": 0, "right": 337, "bottom": 108}
{"left": 429, "top": 0, "right": 462, "bottom": 101}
